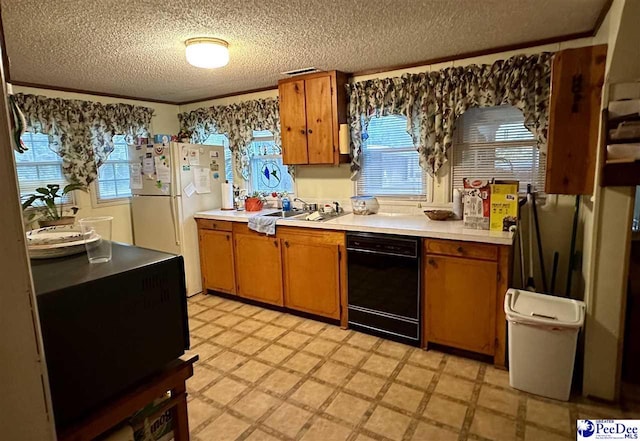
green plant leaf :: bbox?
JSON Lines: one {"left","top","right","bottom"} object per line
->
{"left": 21, "top": 195, "right": 39, "bottom": 210}
{"left": 63, "top": 183, "right": 86, "bottom": 194}
{"left": 36, "top": 187, "right": 49, "bottom": 195}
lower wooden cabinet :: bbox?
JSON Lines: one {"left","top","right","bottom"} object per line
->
{"left": 198, "top": 229, "right": 236, "bottom": 295}
{"left": 424, "top": 255, "right": 497, "bottom": 355}
{"left": 279, "top": 229, "right": 343, "bottom": 319}
{"left": 233, "top": 232, "right": 284, "bottom": 306}
{"left": 423, "top": 238, "right": 511, "bottom": 367}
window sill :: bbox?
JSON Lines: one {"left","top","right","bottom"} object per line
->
{"left": 92, "top": 197, "right": 131, "bottom": 208}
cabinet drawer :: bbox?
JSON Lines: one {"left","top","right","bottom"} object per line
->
{"left": 424, "top": 239, "right": 497, "bottom": 261}
{"left": 196, "top": 219, "right": 233, "bottom": 231}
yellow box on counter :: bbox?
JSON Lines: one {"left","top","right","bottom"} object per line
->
{"left": 490, "top": 181, "right": 518, "bottom": 232}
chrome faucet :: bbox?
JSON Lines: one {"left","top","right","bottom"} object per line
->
{"left": 293, "top": 197, "right": 316, "bottom": 212}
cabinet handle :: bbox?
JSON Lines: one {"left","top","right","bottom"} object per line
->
{"left": 457, "top": 246, "right": 464, "bottom": 253}
{"left": 212, "top": 223, "right": 217, "bottom": 229}
{"left": 274, "top": 240, "right": 279, "bottom": 247}
{"left": 300, "top": 129, "right": 306, "bottom": 135}
{"left": 427, "top": 258, "right": 437, "bottom": 267}
{"left": 308, "top": 129, "right": 313, "bottom": 134}
{"left": 226, "top": 235, "right": 230, "bottom": 241}
{"left": 284, "top": 241, "right": 289, "bottom": 248}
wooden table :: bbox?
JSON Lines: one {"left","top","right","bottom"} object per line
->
{"left": 58, "top": 354, "right": 198, "bottom": 441}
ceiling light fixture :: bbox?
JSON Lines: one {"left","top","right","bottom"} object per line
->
{"left": 185, "top": 37, "right": 229, "bottom": 69}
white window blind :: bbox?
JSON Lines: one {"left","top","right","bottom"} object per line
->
{"left": 14, "top": 132, "right": 73, "bottom": 203}
{"left": 356, "top": 115, "right": 425, "bottom": 197}
{"left": 96, "top": 135, "right": 131, "bottom": 201}
{"left": 249, "top": 130, "right": 293, "bottom": 194}
{"left": 203, "top": 133, "right": 233, "bottom": 182}
{"left": 452, "top": 105, "right": 545, "bottom": 194}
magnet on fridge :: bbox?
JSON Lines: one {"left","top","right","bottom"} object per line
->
{"left": 213, "top": 172, "right": 220, "bottom": 179}
{"left": 183, "top": 165, "right": 191, "bottom": 171}
{"left": 210, "top": 151, "right": 219, "bottom": 158}
{"left": 154, "top": 145, "right": 165, "bottom": 156}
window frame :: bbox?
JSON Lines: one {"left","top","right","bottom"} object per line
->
{"left": 449, "top": 106, "right": 545, "bottom": 198}
{"left": 15, "top": 132, "right": 76, "bottom": 207}
{"left": 353, "top": 115, "right": 432, "bottom": 203}
{"left": 247, "top": 132, "right": 296, "bottom": 197}
{"left": 91, "top": 135, "right": 132, "bottom": 207}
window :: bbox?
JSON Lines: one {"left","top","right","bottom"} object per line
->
{"left": 452, "top": 105, "right": 546, "bottom": 194}
{"left": 203, "top": 133, "right": 233, "bottom": 182}
{"left": 248, "top": 130, "right": 293, "bottom": 194}
{"left": 356, "top": 115, "right": 425, "bottom": 197}
{"left": 95, "top": 135, "right": 131, "bottom": 201}
{"left": 14, "top": 132, "right": 73, "bottom": 203}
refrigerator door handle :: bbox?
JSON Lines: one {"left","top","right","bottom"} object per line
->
{"left": 170, "top": 195, "right": 181, "bottom": 246}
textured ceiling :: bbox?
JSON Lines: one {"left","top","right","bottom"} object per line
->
{"left": 1, "top": 0, "right": 607, "bottom": 103}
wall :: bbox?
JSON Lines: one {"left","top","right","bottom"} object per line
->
{"left": 12, "top": 85, "right": 180, "bottom": 243}
{"left": 580, "top": 0, "right": 640, "bottom": 401}
{"left": 179, "top": 36, "right": 599, "bottom": 296}
{"left": 0, "top": 73, "right": 55, "bottom": 438}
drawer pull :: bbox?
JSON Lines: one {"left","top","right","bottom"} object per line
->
{"left": 226, "top": 235, "right": 230, "bottom": 241}
{"left": 273, "top": 240, "right": 279, "bottom": 247}
{"left": 212, "top": 223, "right": 217, "bottom": 229}
{"left": 457, "top": 246, "right": 464, "bottom": 253}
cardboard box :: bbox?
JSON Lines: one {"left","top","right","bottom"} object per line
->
{"left": 490, "top": 181, "right": 519, "bottom": 232}
{"left": 462, "top": 178, "right": 492, "bottom": 230}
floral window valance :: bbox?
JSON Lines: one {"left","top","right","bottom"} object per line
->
{"left": 178, "top": 97, "right": 281, "bottom": 180}
{"left": 346, "top": 52, "right": 553, "bottom": 178}
{"left": 14, "top": 93, "right": 154, "bottom": 186}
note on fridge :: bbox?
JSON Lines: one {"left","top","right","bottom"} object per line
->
{"left": 142, "top": 155, "right": 155, "bottom": 176}
{"left": 129, "top": 163, "right": 143, "bottom": 189}
{"left": 188, "top": 148, "right": 200, "bottom": 166}
{"left": 184, "top": 182, "right": 196, "bottom": 198}
{"left": 155, "top": 156, "right": 171, "bottom": 183}
{"left": 193, "top": 166, "right": 211, "bottom": 194}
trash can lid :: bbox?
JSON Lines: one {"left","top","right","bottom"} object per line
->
{"left": 504, "top": 289, "right": 585, "bottom": 328}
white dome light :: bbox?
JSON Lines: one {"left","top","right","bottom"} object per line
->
{"left": 185, "top": 38, "right": 229, "bottom": 69}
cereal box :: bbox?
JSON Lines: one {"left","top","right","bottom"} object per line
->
{"left": 462, "top": 178, "right": 492, "bottom": 230}
{"left": 490, "top": 181, "right": 519, "bottom": 232}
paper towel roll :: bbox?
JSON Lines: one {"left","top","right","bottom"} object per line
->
{"left": 453, "top": 188, "right": 463, "bottom": 220}
{"left": 339, "top": 124, "right": 350, "bottom": 154}
{"left": 221, "top": 182, "right": 234, "bottom": 210}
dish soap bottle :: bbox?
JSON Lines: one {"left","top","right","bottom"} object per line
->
{"left": 282, "top": 195, "right": 291, "bottom": 212}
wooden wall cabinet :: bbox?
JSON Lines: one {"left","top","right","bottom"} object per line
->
{"left": 279, "top": 228, "right": 345, "bottom": 320}
{"left": 278, "top": 71, "right": 348, "bottom": 166}
{"left": 545, "top": 44, "right": 607, "bottom": 195}
{"left": 233, "top": 225, "right": 284, "bottom": 306}
{"left": 196, "top": 220, "right": 236, "bottom": 295}
{"left": 423, "top": 239, "right": 511, "bottom": 367}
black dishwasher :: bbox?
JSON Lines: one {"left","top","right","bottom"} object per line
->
{"left": 347, "top": 232, "right": 421, "bottom": 345}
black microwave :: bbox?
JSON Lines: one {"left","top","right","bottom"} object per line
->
{"left": 31, "top": 243, "right": 189, "bottom": 429}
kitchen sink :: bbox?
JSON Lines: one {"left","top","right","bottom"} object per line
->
{"left": 263, "top": 210, "right": 347, "bottom": 222}
{"left": 263, "top": 210, "right": 306, "bottom": 218}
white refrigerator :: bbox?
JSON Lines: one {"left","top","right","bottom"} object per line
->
{"left": 129, "top": 142, "right": 225, "bottom": 296}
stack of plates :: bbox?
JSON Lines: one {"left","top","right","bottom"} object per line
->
{"left": 27, "top": 225, "right": 101, "bottom": 259}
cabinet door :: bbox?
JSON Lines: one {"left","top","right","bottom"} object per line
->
{"left": 282, "top": 239, "right": 341, "bottom": 319}
{"left": 305, "top": 75, "right": 334, "bottom": 164}
{"left": 233, "top": 233, "right": 284, "bottom": 306}
{"left": 546, "top": 44, "right": 606, "bottom": 195}
{"left": 279, "top": 80, "right": 309, "bottom": 164}
{"left": 199, "top": 230, "right": 236, "bottom": 294}
{"left": 424, "top": 255, "right": 497, "bottom": 355}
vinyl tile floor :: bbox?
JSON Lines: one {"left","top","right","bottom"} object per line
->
{"left": 185, "top": 294, "right": 639, "bottom": 441}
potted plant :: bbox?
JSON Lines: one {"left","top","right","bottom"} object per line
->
{"left": 22, "top": 183, "right": 87, "bottom": 227}
{"left": 245, "top": 191, "right": 266, "bottom": 212}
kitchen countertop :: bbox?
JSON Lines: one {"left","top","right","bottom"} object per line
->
{"left": 195, "top": 209, "right": 514, "bottom": 246}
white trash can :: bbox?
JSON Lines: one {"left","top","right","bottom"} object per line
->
{"left": 504, "top": 289, "right": 585, "bottom": 401}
